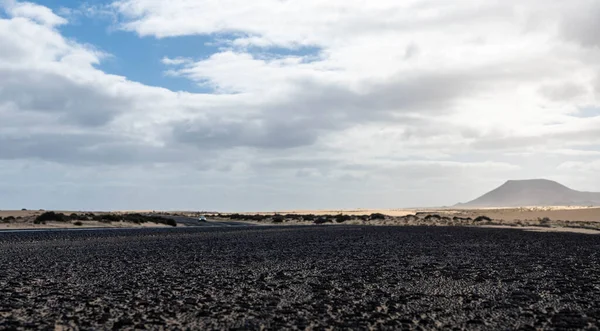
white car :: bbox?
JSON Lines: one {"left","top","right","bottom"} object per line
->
{"left": 199, "top": 216, "right": 207, "bottom": 222}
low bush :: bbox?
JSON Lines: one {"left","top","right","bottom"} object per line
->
{"left": 35, "top": 212, "right": 67, "bottom": 224}
{"left": 122, "top": 214, "right": 177, "bottom": 227}
{"left": 314, "top": 217, "right": 330, "bottom": 225}
{"left": 370, "top": 213, "right": 386, "bottom": 220}
{"left": 252, "top": 214, "right": 267, "bottom": 221}
{"left": 335, "top": 214, "right": 352, "bottom": 223}
{"left": 302, "top": 215, "right": 315, "bottom": 221}
{"left": 101, "top": 214, "right": 123, "bottom": 223}
{"left": 474, "top": 216, "right": 492, "bottom": 223}
{"left": 74, "top": 221, "right": 83, "bottom": 226}
{"left": 272, "top": 215, "right": 285, "bottom": 223}
{"left": 424, "top": 214, "right": 441, "bottom": 221}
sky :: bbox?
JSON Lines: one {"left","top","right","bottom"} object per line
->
{"left": 1, "top": 0, "right": 600, "bottom": 211}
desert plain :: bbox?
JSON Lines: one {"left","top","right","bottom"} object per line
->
{"left": 3, "top": 206, "right": 600, "bottom": 233}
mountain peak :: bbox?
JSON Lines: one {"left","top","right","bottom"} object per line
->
{"left": 458, "top": 179, "right": 600, "bottom": 208}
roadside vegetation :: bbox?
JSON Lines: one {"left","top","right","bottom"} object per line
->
{"left": 209, "top": 212, "right": 600, "bottom": 232}
{"left": 31, "top": 212, "right": 177, "bottom": 227}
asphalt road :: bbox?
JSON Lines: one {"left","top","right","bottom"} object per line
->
{"left": 1, "top": 226, "right": 600, "bottom": 329}
{"left": 160, "top": 215, "right": 255, "bottom": 227}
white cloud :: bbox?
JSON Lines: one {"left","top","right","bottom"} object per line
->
{"left": 2, "top": 0, "right": 67, "bottom": 27}
{"left": 539, "top": 82, "right": 588, "bottom": 102}
{"left": 161, "top": 56, "right": 192, "bottom": 66}
{"left": 558, "top": 161, "right": 600, "bottom": 172}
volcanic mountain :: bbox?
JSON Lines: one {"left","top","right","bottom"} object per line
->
{"left": 457, "top": 179, "right": 600, "bottom": 207}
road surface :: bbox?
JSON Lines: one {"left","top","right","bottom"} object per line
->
{"left": 1, "top": 226, "right": 600, "bottom": 329}
{"left": 161, "top": 215, "right": 255, "bottom": 227}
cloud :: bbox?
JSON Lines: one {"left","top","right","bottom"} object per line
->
{"left": 161, "top": 56, "right": 192, "bottom": 66}
{"left": 558, "top": 160, "right": 600, "bottom": 173}
{"left": 2, "top": 0, "right": 67, "bottom": 27}
{"left": 0, "top": 68, "right": 133, "bottom": 126}
{"left": 539, "top": 82, "right": 588, "bottom": 102}
{"left": 560, "top": 0, "right": 600, "bottom": 48}
{"left": 3, "top": 0, "right": 600, "bottom": 210}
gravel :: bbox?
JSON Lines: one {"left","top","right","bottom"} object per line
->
{"left": 1, "top": 226, "right": 600, "bottom": 330}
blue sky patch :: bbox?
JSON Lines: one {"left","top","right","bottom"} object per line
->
{"left": 575, "top": 106, "right": 600, "bottom": 118}
{"left": 10, "top": 0, "right": 322, "bottom": 94}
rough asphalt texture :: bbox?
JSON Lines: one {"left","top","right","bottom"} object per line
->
{"left": 1, "top": 226, "right": 600, "bottom": 330}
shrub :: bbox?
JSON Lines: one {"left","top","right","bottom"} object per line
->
{"left": 101, "top": 214, "right": 123, "bottom": 223}
{"left": 121, "top": 214, "right": 177, "bottom": 227}
{"left": 370, "top": 213, "right": 386, "bottom": 220}
{"left": 302, "top": 214, "right": 315, "bottom": 221}
{"left": 74, "top": 221, "right": 83, "bottom": 226}
{"left": 540, "top": 217, "right": 551, "bottom": 224}
{"left": 4, "top": 216, "right": 15, "bottom": 222}
{"left": 35, "top": 212, "right": 67, "bottom": 224}
{"left": 93, "top": 214, "right": 106, "bottom": 222}
{"left": 424, "top": 214, "right": 441, "bottom": 221}
{"left": 474, "top": 216, "right": 492, "bottom": 222}
{"left": 252, "top": 214, "right": 267, "bottom": 221}
{"left": 272, "top": 215, "right": 285, "bottom": 223}
{"left": 335, "top": 214, "right": 352, "bottom": 223}
{"left": 314, "top": 217, "right": 330, "bottom": 225}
